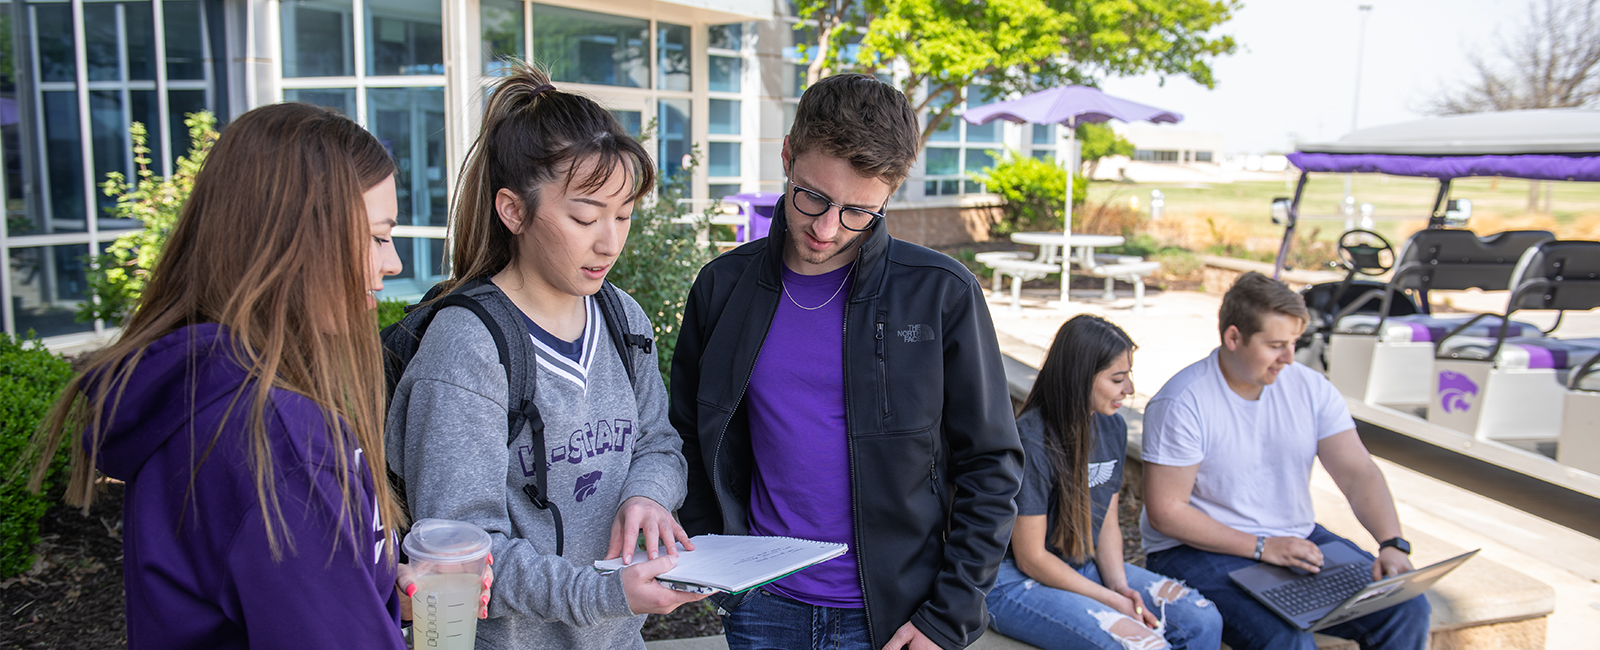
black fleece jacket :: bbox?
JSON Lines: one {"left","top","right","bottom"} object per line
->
{"left": 668, "top": 199, "right": 1023, "bottom": 649}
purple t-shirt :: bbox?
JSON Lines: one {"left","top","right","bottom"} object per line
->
{"left": 745, "top": 262, "right": 862, "bottom": 608}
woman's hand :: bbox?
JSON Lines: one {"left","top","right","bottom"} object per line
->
{"left": 618, "top": 555, "right": 708, "bottom": 614}
{"left": 397, "top": 552, "right": 495, "bottom": 620}
{"left": 1110, "top": 584, "right": 1160, "bottom": 630}
{"left": 607, "top": 496, "right": 694, "bottom": 564}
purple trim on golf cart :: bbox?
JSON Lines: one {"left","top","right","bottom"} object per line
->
{"left": 1287, "top": 152, "right": 1600, "bottom": 183}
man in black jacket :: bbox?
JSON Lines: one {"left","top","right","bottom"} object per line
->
{"left": 669, "top": 74, "right": 1023, "bottom": 650}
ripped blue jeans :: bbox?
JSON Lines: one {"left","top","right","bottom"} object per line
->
{"left": 985, "top": 559, "right": 1223, "bottom": 650}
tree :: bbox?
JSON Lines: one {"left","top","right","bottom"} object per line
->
{"left": 1429, "top": 0, "right": 1600, "bottom": 211}
{"left": 794, "top": 0, "right": 1239, "bottom": 147}
{"left": 1076, "top": 122, "right": 1133, "bottom": 178}
{"left": 1430, "top": 0, "right": 1600, "bottom": 114}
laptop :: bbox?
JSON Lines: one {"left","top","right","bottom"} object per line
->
{"left": 1229, "top": 540, "right": 1477, "bottom": 632}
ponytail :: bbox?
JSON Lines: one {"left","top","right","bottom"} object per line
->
{"left": 445, "top": 61, "right": 655, "bottom": 293}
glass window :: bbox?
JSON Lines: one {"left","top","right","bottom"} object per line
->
{"left": 168, "top": 90, "right": 209, "bottom": 158}
{"left": 708, "top": 142, "right": 739, "bottom": 178}
{"left": 708, "top": 183, "right": 740, "bottom": 200}
{"left": 531, "top": 3, "right": 647, "bottom": 88}
{"left": 928, "top": 117, "right": 957, "bottom": 142}
{"left": 40, "top": 91, "right": 85, "bottom": 234}
{"left": 788, "top": 64, "right": 806, "bottom": 97}
{"left": 1030, "top": 150, "right": 1053, "bottom": 162}
{"left": 708, "top": 23, "right": 742, "bottom": 50}
{"left": 609, "top": 110, "right": 642, "bottom": 138}
{"left": 657, "top": 98, "right": 690, "bottom": 183}
{"left": 964, "top": 148, "right": 996, "bottom": 193}
{"left": 658, "top": 23, "right": 690, "bottom": 91}
{"left": 966, "top": 120, "right": 998, "bottom": 143}
{"left": 1196, "top": 151, "right": 1214, "bottom": 162}
{"left": 368, "top": 87, "right": 448, "bottom": 227}
{"left": 925, "top": 148, "right": 958, "bottom": 176}
{"left": 124, "top": 2, "right": 157, "bottom": 81}
{"left": 84, "top": 3, "right": 121, "bottom": 82}
{"left": 284, "top": 88, "right": 358, "bottom": 117}
{"left": 367, "top": 0, "right": 442, "bottom": 76}
{"left": 282, "top": 0, "right": 354, "bottom": 77}
{"left": 164, "top": 0, "right": 207, "bottom": 80}
{"left": 35, "top": 4, "right": 76, "bottom": 83}
{"left": 709, "top": 99, "right": 739, "bottom": 135}
{"left": 480, "top": 0, "right": 524, "bottom": 76}
{"left": 8, "top": 245, "right": 94, "bottom": 338}
{"left": 709, "top": 56, "right": 740, "bottom": 93}
{"left": 1033, "top": 124, "right": 1053, "bottom": 145}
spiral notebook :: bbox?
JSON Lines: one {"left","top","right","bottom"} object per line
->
{"left": 592, "top": 534, "right": 848, "bottom": 595}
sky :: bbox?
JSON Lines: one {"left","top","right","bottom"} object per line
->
{"left": 1097, "top": 0, "right": 1531, "bottom": 154}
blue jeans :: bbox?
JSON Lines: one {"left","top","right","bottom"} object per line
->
{"left": 985, "top": 558, "right": 1223, "bottom": 650}
{"left": 722, "top": 588, "right": 872, "bottom": 650}
{"left": 1145, "top": 524, "right": 1432, "bottom": 650}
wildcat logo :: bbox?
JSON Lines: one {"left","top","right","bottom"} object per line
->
{"left": 574, "top": 471, "right": 603, "bottom": 502}
{"left": 1437, "top": 371, "right": 1479, "bottom": 414}
{"left": 898, "top": 324, "right": 935, "bottom": 343}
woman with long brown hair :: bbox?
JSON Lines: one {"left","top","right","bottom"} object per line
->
{"left": 985, "top": 315, "right": 1222, "bottom": 650}
{"left": 384, "top": 62, "right": 701, "bottom": 650}
{"left": 29, "top": 103, "right": 415, "bottom": 648}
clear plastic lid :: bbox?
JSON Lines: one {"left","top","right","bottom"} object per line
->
{"left": 402, "top": 519, "right": 492, "bottom": 564}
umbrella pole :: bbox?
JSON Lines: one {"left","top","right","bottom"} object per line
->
{"left": 1059, "top": 119, "right": 1075, "bottom": 306}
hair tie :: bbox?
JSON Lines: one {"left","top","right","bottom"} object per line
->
{"left": 530, "top": 83, "right": 556, "bottom": 97}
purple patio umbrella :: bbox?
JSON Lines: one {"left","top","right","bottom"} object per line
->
{"left": 964, "top": 86, "right": 1182, "bottom": 303}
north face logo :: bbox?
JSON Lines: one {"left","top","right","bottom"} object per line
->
{"left": 898, "top": 324, "right": 935, "bottom": 343}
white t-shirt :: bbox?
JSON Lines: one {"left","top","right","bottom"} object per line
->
{"left": 1139, "top": 348, "right": 1355, "bottom": 554}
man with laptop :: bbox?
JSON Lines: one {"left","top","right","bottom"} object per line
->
{"left": 1141, "top": 272, "right": 1433, "bottom": 649}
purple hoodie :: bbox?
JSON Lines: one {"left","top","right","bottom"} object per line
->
{"left": 94, "top": 323, "right": 403, "bottom": 649}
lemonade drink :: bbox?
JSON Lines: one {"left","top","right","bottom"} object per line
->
{"left": 410, "top": 572, "right": 481, "bottom": 650}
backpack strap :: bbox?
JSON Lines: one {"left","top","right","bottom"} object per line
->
{"left": 459, "top": 283, "right": 567, "bottom": 558}
{"left": 595, "top": 282, "right": 654, "bottom": 386}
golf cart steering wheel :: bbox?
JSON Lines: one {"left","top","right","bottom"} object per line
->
{"left": 1337, "top": 229, "right": 1396, "bottom": 275}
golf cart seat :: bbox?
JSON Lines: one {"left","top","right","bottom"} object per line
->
{"left": 1430, "top": 240, "right": 1600, "bottom": 444}
{"left": 1325, "top": 229, "right": 1556, "bottom": 405}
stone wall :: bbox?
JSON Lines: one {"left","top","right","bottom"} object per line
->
{"left": 885, "top": 202, "right": 1004, "bottom": 248}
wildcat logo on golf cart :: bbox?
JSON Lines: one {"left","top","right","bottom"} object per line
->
{"left": 1437, "top": 371, "right": 1479, "bottom": 414}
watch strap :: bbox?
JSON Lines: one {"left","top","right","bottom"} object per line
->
{"left": 1252, "top": 535, "right": 1266, "bottom": 561}
{"left": 1379, "top": 536, "right": 1412, "bottom": 555}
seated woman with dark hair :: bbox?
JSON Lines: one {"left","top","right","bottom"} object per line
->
{"left": 986, "top": 315, "right": 1223, "bottom": 650}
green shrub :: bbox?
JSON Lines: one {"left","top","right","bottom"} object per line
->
{"left": 971, "top": 151, "right": 1087, "bottom": 237}
{"left": 377, "top": 298, "right": 410, "bottom": 330}
{"left": 0, "top": 333, "right": 75, "bottom": 578}
{"left": 607, "top": 151, "right": 714, "bottom": 390}
{"left": 80, "top": 112, "right": 219, "bottom": 326}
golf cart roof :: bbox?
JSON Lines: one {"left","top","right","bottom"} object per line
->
{"left": 1287, "top": 109, "right": 1600, "bottom": 181}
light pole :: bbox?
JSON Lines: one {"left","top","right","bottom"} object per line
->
{"left": 1345, "top": 4, "right": 1374, "bottom": 204}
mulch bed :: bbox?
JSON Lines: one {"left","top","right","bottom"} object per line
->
{"left": 0, "top": 483, "right": 127, "bottom": 649}
{"left": 3, "top": 464, "right": 1148, "bottom": 646}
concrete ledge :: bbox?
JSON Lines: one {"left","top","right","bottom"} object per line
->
{"left": 1199, "top": 254, "right": 1345, "bottom": 294}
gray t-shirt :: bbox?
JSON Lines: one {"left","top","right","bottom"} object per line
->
{"left": 1011, "top": 408, "right": 1127, "bottom": 567}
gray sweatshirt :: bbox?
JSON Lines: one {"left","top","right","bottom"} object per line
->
{"left": 386, "top": 292, "right": 687, "bottom": 650}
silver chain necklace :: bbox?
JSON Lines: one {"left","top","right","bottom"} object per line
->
{"left": 783, "top": 263, "right": 855, "bottom": 311}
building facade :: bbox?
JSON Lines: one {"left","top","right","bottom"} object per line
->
{"left": 1, "top": 0, "right": 1070, "bottom": 348}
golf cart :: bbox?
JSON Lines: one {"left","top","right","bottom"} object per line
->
{"left": 1271, "top": 109, "right": 1600, "bottom": 499}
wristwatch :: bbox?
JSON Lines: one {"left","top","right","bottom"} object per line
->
{"left": 1379, "top": 537, "right": 1412, "bottom": 555}
{"left": 1252, "top": 535, "right": 1266, "bottom": 561}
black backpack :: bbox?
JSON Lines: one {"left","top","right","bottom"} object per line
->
{"left": 380, "top": 278, "right": 653, "bottom": 556}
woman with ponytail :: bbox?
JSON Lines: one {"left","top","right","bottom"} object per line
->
{"left": 29, "top": 103, "right": 415, "bottom": 648}
{"left": 385, "top": 62, "right": 701, "bottom": 650}
{"left": 985, "top": 315, "right": 1222, "bottom": 650}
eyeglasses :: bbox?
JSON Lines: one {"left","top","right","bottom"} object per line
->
{"left": 787, "top": 181, "right": 887, "bottom": 232}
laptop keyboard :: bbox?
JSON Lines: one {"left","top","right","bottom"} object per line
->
{"left": 1261, "top": 563, "right": 1371, "bottom": 615}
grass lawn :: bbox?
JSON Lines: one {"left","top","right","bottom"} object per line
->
{"left": 1085, "top": 174, "right": 1600, "bottom": 247}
